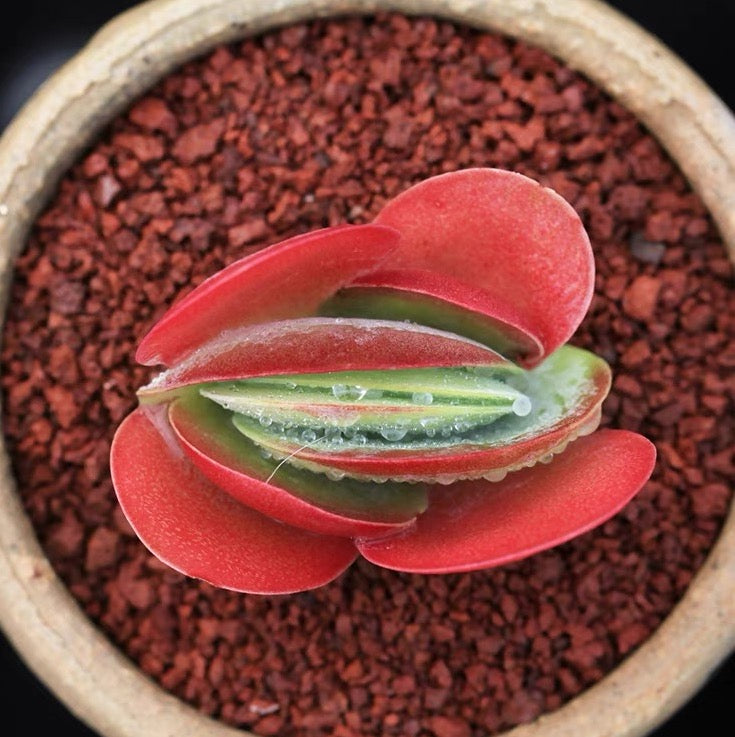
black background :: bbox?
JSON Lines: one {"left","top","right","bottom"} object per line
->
{"left": 0, "top": 1, "right": 733, "bottom": 735}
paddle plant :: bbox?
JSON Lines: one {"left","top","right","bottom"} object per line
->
{"left": 111, "top": 168, "right": 656, "bottom": 594}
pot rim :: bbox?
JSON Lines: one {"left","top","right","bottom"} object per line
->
{"left": 0, "top": 2, "right": 733, "bottom": 737}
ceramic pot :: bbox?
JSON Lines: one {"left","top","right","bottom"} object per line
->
{"left": 0, "top": 2, "right": 733, "bottom": 736}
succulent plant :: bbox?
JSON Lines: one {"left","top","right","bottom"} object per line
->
{"left": 111, "top": 168, "right": 656, "bottom": 594}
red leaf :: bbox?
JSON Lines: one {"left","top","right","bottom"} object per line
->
{"left": 136, "top": 224, "right": 400, "bottom": 367}
{"left": 373, "top": 169, "right": 594, "bottom": 365}
{"left": 168, "top": 394, "right": 427, "bottom": 538}
{"left": 139, "top": 317, "right": 507, "bottom": 397}
{"left": 110, "top": 407, "right": 357, "bottom": 593}
{"left": 356, "top": 430, "right": 656, "bottom": 573}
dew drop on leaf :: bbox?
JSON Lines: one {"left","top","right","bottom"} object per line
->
{"left": 351, "top": 385, "right": 368, "bottom": 401}
{"left": 332, "top": 384, "right": 349, "bottom": 400}
{"left": 380, "top": 426, "right": 408, "bottom": 442}
{"left": 332, "top": 384, "right": 368, "bottom": 401}
{"left": 512, "top": 395, "right": 532, "bottom": 417}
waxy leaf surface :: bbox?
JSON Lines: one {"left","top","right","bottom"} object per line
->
{"left": 136, "top": 224, "right": 400, "bottom": 367}
{"left": 139, "top": 318, "right": 508, "bottom": 398}
{"left": 110, "top": 407, "right": 357, "bottom": 593}
{"left": 168, "top": 393, "right": 427, "bottom": 538}
{"left": 357, "top": 430, "right": 657, "bottom": 572}
{"left": 373, "top": 169, "right": 594, "bottom": 364}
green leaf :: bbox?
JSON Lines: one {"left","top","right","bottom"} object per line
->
{"left": 170, "top": 392, "right": 428, "bottom": 524}
{"left": 201, "top": 365, "right": 531, "bottom": 449}
{"left": 321, "top": 280, "right": 541, "bottom": 365}
{"left": 192, "top": 346, "right": 610, "bottom": 483}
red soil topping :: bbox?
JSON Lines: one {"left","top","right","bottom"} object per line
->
{"left": 2, "top": 14, "right": 733, "bottom": 737}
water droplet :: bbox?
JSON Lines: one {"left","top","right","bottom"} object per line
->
{"left": 512, "top": 395, "right": 532, "bottom": 417}
{"left": 380, "top": 426, "right": 408, "bottom": 442}
{"left": 259, "top": 415, "right": 274, "bottom": 427}
{"left": 539, "top": 453, "right": 554, "bottom": 464}
{"left": 484, "top": 469, "right": 508, "bottom": 482}
{"left": 333, "top": 384, "right": 368, "bottom": 401}
{"left": 352, "top": 433, "right": 368, "bottom": 446}
{"left": 285, "top": 381, "right": 297, "bottom": 390}
{"left": 425, "top": 427, "right": 436, "bottom": 438}
{"left": 326, "top": 469, "right": 346, "bottom": 481}
{"left": 435, "top": 474, "right": 456, "bottom": 485}
{"left": 412, "top": 391, "right": 433, "bottom": 405}
{"left": 578, "top": 417, "right": 599, "bottom": 436}
{"left": 332, "top": 384, "right": 349, "bottom": 400}
{"left": 440, "top": 426, "right": 453, "bottom": 438}
{"left": 323, "top": 427, "right": 344, "bottom": 446}
{"left": 301, "top": 429, "right": 317, "bottom": 443}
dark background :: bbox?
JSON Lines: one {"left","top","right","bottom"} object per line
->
{"left": 0, "top": 1, "right": 733, "bottom": 735}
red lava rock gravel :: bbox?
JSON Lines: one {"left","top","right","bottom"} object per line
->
{"left": 2, "top": 14, "right": 734, "bottom": 737}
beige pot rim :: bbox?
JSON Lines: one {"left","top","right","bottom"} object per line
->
{"left": 0, "top": 2, "right": 733, "bottom": 737}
